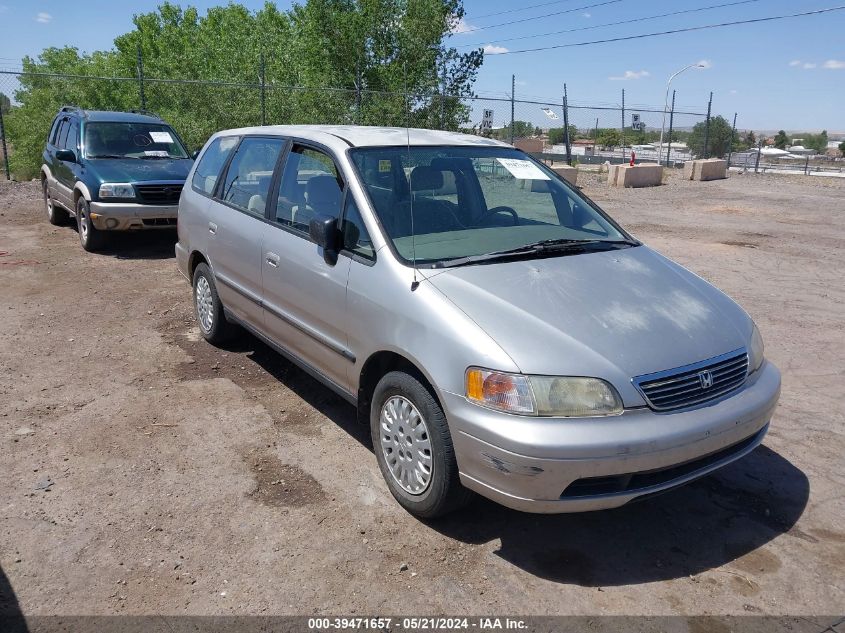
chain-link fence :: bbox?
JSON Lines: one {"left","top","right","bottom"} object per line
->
{"left": 1, "top": 67, "right": 720, "bottom": 180}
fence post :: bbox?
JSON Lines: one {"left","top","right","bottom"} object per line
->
{"left": 726, "top": 112, "right": 737, "bottom": 169}
{"left": 593, "top": 117, "right": 599, "bottom": 158}
{"left": 666, "top": 89, "right": 676, "bottom": 167}
{"left": 703, "top": 91, "right": 713, "bottom": 159}
{"left": 440, "top": 63, "right": 446, "bottom": 130}
{"left": 562, "top": 83, "right": 572, "bottom": 166}
{"left": 754, "top": 138, "right": 762, "bottom": 173}
{"left": 136, "top": 45, "right": 146, "bottom": 111}
{"left": 354, "top": 59, "right": 362, "bottom": 126}
{"left": 0, "top": 101, "right": 10, "bottom": 180}
{"left": 621, "top": 89, "right": 626, "bottom": 163}
{"left": 510, "top": 74, "right": 515, "bottom": 146}
{"left": 260, "top": 52, "right": 266, "bottom": 126}
{"left": 804, "top": 154, "right": 810, "bottom": 176}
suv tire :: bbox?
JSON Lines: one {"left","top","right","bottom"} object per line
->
{"left": 371, "top": 371, "right": 472, "bottom": 518}
{"left": 76, "top": 197, "right": 107, "bottom": 252}
{"left": 192, "top": 262, "right": 236, "bottom": 345}
{"left": 43, "top": 179, "right": 68, "bottom": 225}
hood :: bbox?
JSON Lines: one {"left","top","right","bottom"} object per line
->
{"left": 85, "top": 158, "right": 192, "bottom": 186}
{"left": 424, "top": 246, "right": 752, "bottom": 406}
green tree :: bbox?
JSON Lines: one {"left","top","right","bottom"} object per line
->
{"left": 743, "top": 130, "right": 756, "bottom": 146}
{"left": 773, "top": 130, "right": 789, "bottom": 149}
{"left": 6, "top": 0, "right": 484, "bottom": 177}
{"left": 803, "top": 130, "right": 828, "bottom": 153}
{"left": 687, "top": 115, "right": 734, "bottom": 158}
{"left": 596, "top": 128, "right": 621, "bottom": 149}
{"left": 492, "top": 120, "right": 533, "bottom": 140}
{"left": 839, "top": 141, "right": 845, "bottom": 154}
{"left": 0, "top": 93, "right": 10, "bottom": 115}
{"left": 547, "top": 124, "right": 577, "bottom": 145}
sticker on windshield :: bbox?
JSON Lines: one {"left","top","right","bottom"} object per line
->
{"left": 144, "top": 150, "right": 169, "bottom": 157}
{"left": 496, "top": 158, "right": 550, "bottom": 181}
{"left": 149, "top": 131, "right": 174, "bottom": 144}
{"left": 378, "top": 159, "right": 391, "bottom": 173}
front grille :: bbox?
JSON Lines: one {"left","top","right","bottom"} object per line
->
{"left": 634, "top": 348, "right": 748, "bottom": 411}
{"left": 560, "top": 428, "right": 762, "bottom": 498}
{"left": 135, "top": 183, "right": 183, "bottom": 204}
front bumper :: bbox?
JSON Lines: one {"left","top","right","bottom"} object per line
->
{"left": 89, "top": 201, "right": 178, "bottom": 230}
{"left": 445, "top": 360, "right": 781, "bottom": 513}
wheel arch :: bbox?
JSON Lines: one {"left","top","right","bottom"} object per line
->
{"left": 188, "top": 251, "right": 210, "bottom": 278}
{"left": 357, "top": 350, "right": 443, "bottom": 425}
{"left": 73, "top": 181, "right": 92, "bottom": 204}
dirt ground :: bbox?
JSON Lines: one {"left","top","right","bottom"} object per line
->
{"left": 0, "top": 171, "right": 843, "bottom": 619}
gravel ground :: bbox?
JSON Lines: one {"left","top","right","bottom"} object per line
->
{"left": 0, "top": 171, "right": 843, "bottom": 618}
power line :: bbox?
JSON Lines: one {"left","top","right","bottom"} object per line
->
{"left": 467, "top": 0, "right": 578, "bottom": 21}
{"left": 458, "top": 0, "right": 623, "bottom": 34}
{"left": 459, "top": 0, "right": 763, "bottom": 48}
{"left": 489, "top": 5, "right": 845, "bottom": 55}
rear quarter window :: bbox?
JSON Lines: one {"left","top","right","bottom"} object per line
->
{"left": 191, "top": 136, "right": 240, "bottom": 196}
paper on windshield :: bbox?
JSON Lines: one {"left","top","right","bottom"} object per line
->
{"left": 496, "top": 158, "right": 550, "bottom": 180}
{"left": 144, "top": 150, "right": 169, "bottom": 157}
{"left": 149, "top": 131, "right": 174, "bottom": 144}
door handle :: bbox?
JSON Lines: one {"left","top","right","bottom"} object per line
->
{"left": 208, "top": 222, "right": 217, "bottom": 234}
{"left": 266, "top": 252, "right": 280, "bottom": 268}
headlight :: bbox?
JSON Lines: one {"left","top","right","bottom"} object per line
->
{"left": 466, "top": 368, "right": 622, "bottom": 417}
{"left": 99, "top": 183, "right": 135, "bottom": 198}
{"left": 748, "top": 323, "right": 765, "bottom": 373}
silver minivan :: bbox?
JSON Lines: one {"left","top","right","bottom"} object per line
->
{"left": 175, "top": 125, "right": 781, "bottom": 518}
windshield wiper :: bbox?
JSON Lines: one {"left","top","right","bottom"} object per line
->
{"left": 88, "top": 154, "right": 132, "bottom": 159}
{"left": 139, "top": 154, "right": 177, "bottom": 160}
{"left": 432, "top": 237, "right": 639, "bottom": 269}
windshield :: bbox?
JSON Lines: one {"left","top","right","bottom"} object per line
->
{"left": 350, "top": 146, "right": 630, "bottom": 266}
{"left": 83, "top": 122, "right": 189, "bottom": 159}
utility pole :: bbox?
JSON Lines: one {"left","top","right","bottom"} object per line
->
{"left": 510, "top": 74, "right": 515, "bottom": 146}
{"left": 726, "top": 112, "right": 737, "bottom": 168}
{"left": 666, "top": 90, "right": 676, "bottom": 167}
{"left": 621, "top": 89, "right": 626, "bottom": 163}
{"left": 260, "top": 52, "right": 266, "bottom": 126}
{"left": 703, "top": 91, "right": 713, "bottom": 159}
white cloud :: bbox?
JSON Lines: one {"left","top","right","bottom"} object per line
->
{"left": 822, "top": 59, "right": 845, "bottom": 69}
{"left": 582, "top": 12, "right": 591, "bottom": 18}
{"left": 609, "top": 69, "right": 650, "bottom": 81}
{"left": 803, "top": 62, "right": 817, "bottom": 69}
{"left": 789, "top": 60, "right": 802, "bottom": 67}
{"left": 35, "top": 11, "right": 52, "bottom": 23}
{"left": 483, "top": 44, "right": 509, "bottom": 55}
{"left": 729, "top": 89, "right": 738, "bottom": 94}
{"left": 450, "top": 16, "right": 475, "bottom": 35}
{"left": 0, "top": 5, "right": 9, "bottom": 12}
{"left": 697, "top": 59, "right": 712, "bottom": 69}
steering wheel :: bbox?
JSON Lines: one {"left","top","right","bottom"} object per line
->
{"left": 477, "top": 206, "right": 519, "bottom": 226}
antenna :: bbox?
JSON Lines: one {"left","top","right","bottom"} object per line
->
{"left": 404, "top": 61, "right": 419, "bottom": 291}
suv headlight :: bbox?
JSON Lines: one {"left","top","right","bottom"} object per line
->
{"left": 466, "top": 368, "right": 623, "bottom": 417}
{"left": 748, "top": 323, "right": 765, "bottom": 373}
{"left": 99, "top": 183, "right": 135, "bottom": 198}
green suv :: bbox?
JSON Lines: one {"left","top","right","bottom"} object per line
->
{"left": 41, "top": 107, "right": 193, "bottom": 251}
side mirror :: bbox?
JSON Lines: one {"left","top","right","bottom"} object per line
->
{"left": 55, "top": 149, "right": 76, "bottom": 163}
{"left": 309, "top": 214, "right": 339, "bottom": 265}
{"left": 191, "top": 150, "right": 200, "bottom": 160}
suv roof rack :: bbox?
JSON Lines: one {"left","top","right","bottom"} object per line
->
{"left": 128, "top": 108, "right": 161, "bottom": 119}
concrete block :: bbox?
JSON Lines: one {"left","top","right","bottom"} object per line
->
{"left": 684, "top": 158, "right": 727, "bottom": 181}
{"left": 609, "top": 163, "right": 663, "bottom": 188}
{"left": 551, "top": 165, "right": 578, "bottom": 186}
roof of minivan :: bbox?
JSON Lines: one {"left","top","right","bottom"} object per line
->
{"left": 216, "top": 125, "right": 511, "bottom": 149}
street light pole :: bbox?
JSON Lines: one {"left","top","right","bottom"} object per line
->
{"left": 659, "top": 62, "right": 706, "bottom": 165}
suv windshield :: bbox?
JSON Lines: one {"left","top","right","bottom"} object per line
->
{"left": 84, "top": 122, "right": 189, "bottom": 160}
{"left": 350, "top": 146, "right": 632, "bottom": 266}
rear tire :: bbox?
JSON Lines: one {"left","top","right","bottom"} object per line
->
{"left": 76, "top": 197, "right": 107, "bottom": 252}
{"left": 43, "top": 179, "right": 68, "bottom": 225}
{"left": 192, "top": 262, "right": 236, "bottom": 345}
{"left": 371, "top": 371, "right": 472, "bottom": 518}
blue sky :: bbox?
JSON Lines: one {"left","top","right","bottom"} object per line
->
{"left": 1, "top": 0, "right": 843, "bottom": 132}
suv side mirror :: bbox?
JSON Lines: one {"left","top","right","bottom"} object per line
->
{"left": 309, "top": 214, "right": 339, "bottom": 265}
{"left": 55, "top": 149, "right": 76, "bottom": 163}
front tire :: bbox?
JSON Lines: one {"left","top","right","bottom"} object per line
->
{"left": 192, "top": 262, "right": 236, "bottom": 345}
{"left": 43, "top": 179, "right": 68, "bottom": 225}
{"left": 76, "top": 197, "right": 106, "bottom": 252}
{"left": 371, "top": 371, "right": 472, "bottom": 518}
